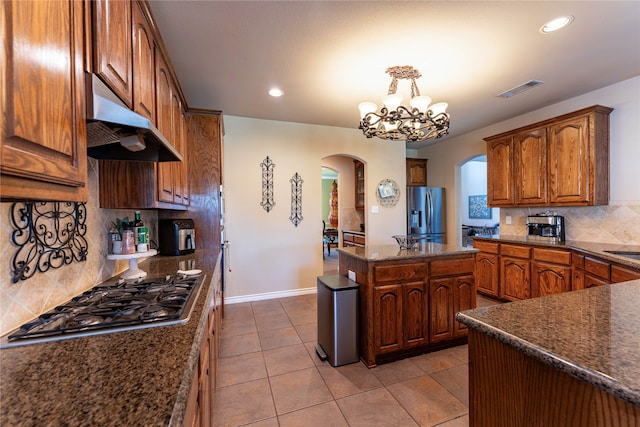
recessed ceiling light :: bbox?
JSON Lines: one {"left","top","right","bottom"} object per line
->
{"left": 268, "top": 88, "right": 283, "bottom": 97}
{"left": 540, "top": 15, "right": 574, "bottom": 34}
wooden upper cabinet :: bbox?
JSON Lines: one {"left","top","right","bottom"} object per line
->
{"left": 406, "top": 158, "right": 428, "bottom": 186}
{"left": 354, "top": 160, "right": 365, "bottom": 210}
{"left": 93, "top": 0, "right": 133, "bottom": 107}
{"left": 486, "top": 136, "right": 513, "bottom": 206}
{"left": 514, "top": 127, "right": 547, "bottom": 205}
{"left": 1, "top": 0, "right": 88, "bottom": 202}
{"left": 156, "top": 52, "right": 174, "bottom": 203}
{"left": 131, "top": 1, "right": 155, "bottom": 122}
{"left": 547, "top": 108, "right": 611, "bottom": 206}
{"left": 484, "top": 105, "right": 612, "bottom": 208}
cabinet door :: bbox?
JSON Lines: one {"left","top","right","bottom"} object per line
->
{"left": 514, "top": 128, "right": 547, "bottom": 205}
{"left": 500, "top": 257, "right": 531, "bottom": 301}
{"left": 171, "top": 91, "right": 188, "bottom": 205}
{"left": 374, "top": 285, "right": 403, "bottom": 354}
{"left": 572, "top": 268, "right": 585, "bottom": 291}
{"left": 548, "top": 115, "right": 590, "bottom": 205}
{"left": 156, "top": 52, "right": 175, "bottom": 203}
{"left": 454, "top": 275, "right": 475, "bottom": 337}
{"left": 406, "top": 158, "right": 428, "bottom": 186}
{"left": 354, "top": 161, "right": 365, "bottom": 210}
{"left": 486, "top": 136, "right": 513, "bottom": 206}
{"left": 403, "top": 282, "right": 427, "bottom": 348}
{"left": 584, "top": 273, "right": 609, "bottom": 288}
{"left": 131, "top": 1, "right": 155, "bottom": 122}
{"left": 93, "top": 0, "right": 133, "bottom": 107}
{"left": 429, "top": 278, "right": 455, "bottom": 343}
{"left": 475, "top": 253, "right": 500, "bottom": 298}
{"left": 532, "top": 262, "right": 571, "bottom": 297}
{"left": 1, "top": 0, "right": 88, "bottom": 202}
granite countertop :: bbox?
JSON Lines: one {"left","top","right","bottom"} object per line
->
{"left": 337, "top": 242, "right": 477, "bottom": 261}
{"left": 456, "top": 280, "right": 640, "bottom": 406}
{"left": 473, "top": 235, "right": 640, "bottom": 269}
{"left": 0, "top": 250, "right": 221, "bottom": 426}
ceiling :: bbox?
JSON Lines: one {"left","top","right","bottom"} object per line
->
{"left": 149, "top": 1, "right": 640, "bottom": 150}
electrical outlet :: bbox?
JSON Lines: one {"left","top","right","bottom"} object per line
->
{"left": 348, "top": 270, "right": 356, "bottom": 282}
{"left": 371, "top": 205, "right": 379, "bottom": 214}
{"left": 506, "top": 215, "right": 512, "bottom": 225}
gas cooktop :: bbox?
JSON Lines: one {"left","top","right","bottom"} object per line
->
{"left": 1, "top": 272, "right": 206, "bottom": 348}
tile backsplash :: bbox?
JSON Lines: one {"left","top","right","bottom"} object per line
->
{"left": 0, "top": 159, "right": 158, "bottom": 336}
{"left": 499, "top": 202, "right": 640, "bottom": 245}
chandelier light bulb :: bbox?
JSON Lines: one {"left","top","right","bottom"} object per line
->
{"left": 359, "top": 101, "right": 378, "bottom": 120}
{"left": 383, "top": 121, "right": 399, "bottom": 132}
{"left": 429, "top": 102, "right": 448, "bottom": 116}
{"left": 410, "top": 96, "right": 431, "bottom": 113}
{"left": 383, "top": 94, "right": 403, "bottom": 112}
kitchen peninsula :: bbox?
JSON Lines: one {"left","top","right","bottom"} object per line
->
{"left": 338, "top": 242, "right": 478, "bottom": 367}
{"left": 457, "top": 280, "right": 640, "bottom": 426}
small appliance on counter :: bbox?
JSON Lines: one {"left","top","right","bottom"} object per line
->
{"left": 159, "top": 219, "right": 196, "bottom": 255}
{"left": 526, "top": 212, "right": 565, "bottom": 242}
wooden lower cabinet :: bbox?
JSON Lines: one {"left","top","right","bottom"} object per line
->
{"left": 374, "top": 284, "right": 403, "bottom": 355}
{"left": 475, "top": 253, "right": 500, "bottom": 298}
{"left": 500, "top": 257, "right": 530, "bottom": 301}
{"left": 532, "top": 262, "right": 571, "bottom": 297}
{"left": 343, "top": 253, "right": 475, "bottom": 367}
{"left": 184, "top": 274, "right": 222, "bottom": 426}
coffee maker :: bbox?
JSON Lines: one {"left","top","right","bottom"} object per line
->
{"left": 526, "top": 212, "right": 565, "bottom": 242}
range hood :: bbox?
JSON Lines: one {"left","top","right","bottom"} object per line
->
{"left": 86, "top": 73, "right": 182, "bottom": 162}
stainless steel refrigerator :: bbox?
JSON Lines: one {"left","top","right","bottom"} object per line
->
{"left": 407, "top": 186, "right": 446, "bottom": 243}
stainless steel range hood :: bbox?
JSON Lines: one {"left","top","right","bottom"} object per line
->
{"left": 86, "top": 73, "right": 182, "bottom": 162}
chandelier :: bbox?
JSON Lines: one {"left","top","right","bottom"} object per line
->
{"left": 358, "top": 66, "right": 450, "bottom": 142}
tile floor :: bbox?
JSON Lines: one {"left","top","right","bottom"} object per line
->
{"left": 214, "top": 278, "right": 500, "bottom": 427}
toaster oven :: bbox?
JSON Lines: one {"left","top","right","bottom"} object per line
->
{"left": 159, "top": 219, "right": 196, "bottom": 255}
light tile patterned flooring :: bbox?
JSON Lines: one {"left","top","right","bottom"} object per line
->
{"left": 216, "top": 295, "right": 473, "bottom": 427}
{"left": 214, "top": 256, "right": 501, "bottom": 427}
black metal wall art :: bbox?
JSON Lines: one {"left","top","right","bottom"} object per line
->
{"left": 260, "top": 156, "right": 275, "bottom": 212}
{"left": 289, "top": 172, "right": 303, "bottom": 227}
{"left": 10, "top": 202, "right": 88, "bottom": 283}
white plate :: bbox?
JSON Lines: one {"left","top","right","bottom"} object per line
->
{"left": 177, "top": 269, "right": 202, "bottom": 276}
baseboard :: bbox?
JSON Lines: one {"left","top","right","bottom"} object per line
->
{"left": 224, "top": 287, "right": 317, "bottom": 305}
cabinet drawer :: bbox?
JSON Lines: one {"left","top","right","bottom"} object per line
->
{"left": 572, "top": 252, "right": 585, "bottom": 269}
{"left": 533, "top": 248, "right": 571, "bottom": 265}
{"left": 500, "top": 244, "right": 531, "bottom": 259}
{"left": 473, "top": 240, "right": 499, "bottom": 254}
{"left": 353, "top": 235, "right": 366, "bottom": 245}
{"left": 611, "top": 264, "right": 640, "bottom": 283}
{"left": 430, "top": 257, "right": 475, "bottom": 277}
{"left": 584, "top": 257, "right": 610, "bottom": 280}
{"left": 373, "top": 263, "right": 428, "bottom": 284}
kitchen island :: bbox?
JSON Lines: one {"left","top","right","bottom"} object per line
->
{"left": 338, "top": 242, "right": 478, "bottom": 367}
{"left": 457, "top": 281, "right": 640, "bottom": 426}
{"left": 0, "top": 250, "right": 221, "bottom": 426}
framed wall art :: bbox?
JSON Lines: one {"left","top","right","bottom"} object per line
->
{"left": 468, "top": 195, "right": 491, "bottom": 219}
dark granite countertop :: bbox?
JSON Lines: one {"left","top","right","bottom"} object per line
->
{"left": 0, "top": 250, "right": 221, "bottom": 426}
{"left": 341, "top": 229, "right": 365, "bottom": 235}
{"left": 456, "top": 280, "right": 640, "bottom": 406}
{"left": 337, "top": 242, "right": 477, "bottom": 261}
{"left": 473, "top": 235, "right": 640, "bottom": 269}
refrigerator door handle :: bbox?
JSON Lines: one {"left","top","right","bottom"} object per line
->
{"left": 426, "top": 191, "right": 432, "bottom": 233}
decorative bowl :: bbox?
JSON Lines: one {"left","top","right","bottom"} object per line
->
{"left": 393, "top": 235, "right": 421, "bottom": 250}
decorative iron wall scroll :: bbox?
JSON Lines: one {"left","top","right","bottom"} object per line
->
{"left": 10, "top": 202, "right": 88, "bottom": 283}
{"left": 289, "top": 172, "right": 303, "bottom": 227}
{"left": 260, "top": 156, "right": 275, "bottom": 212}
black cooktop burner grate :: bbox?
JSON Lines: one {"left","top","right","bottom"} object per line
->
{"left": 5, "top": 274, "right": 205, "bottom": 345}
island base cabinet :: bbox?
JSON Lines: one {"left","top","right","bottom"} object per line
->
{"left": 468, "top": 329, "right": 640, "bottom": 427}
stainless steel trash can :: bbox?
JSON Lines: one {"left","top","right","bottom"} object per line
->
{"left": 315, "top": 274, "right": 359, "bottom": 367}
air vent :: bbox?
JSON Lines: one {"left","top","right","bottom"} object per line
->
{"left": 497, "top": 80, "right": 544, "bottom": 98}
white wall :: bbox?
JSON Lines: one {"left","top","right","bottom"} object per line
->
{"left": 417, "top": 76, "right": 640, "bottom": 245}
{"left": 223, "top": 117, "right": 406, "bottom": 301}
{"left": 460, "top": 160, "right": 500, "bottom": 227}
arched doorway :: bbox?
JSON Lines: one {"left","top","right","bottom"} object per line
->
{"left": 459, "top": 155, "right": 499, "bottom": 246}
